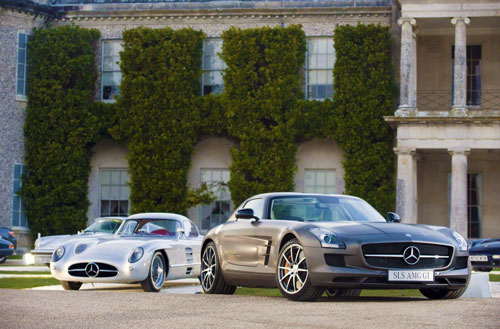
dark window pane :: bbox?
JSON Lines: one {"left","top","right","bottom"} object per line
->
{"left": 101, "top": 200, "right": 110, "bottom": 216}
{"left": 110, "top": 201, "right": 119, "bottom": 216}
{"left": 19, "top": 34, "right": 26, "bottom": 48}
{"left": 119, "top": 201, "right": 128, "bottom": 216}
{"left": 14, "top": 164, "right": 21, "bottom": 179}
{"left": 17, "top": 79, "right": 25, "bottom": 95}
{"left": 12, "top": 210, "right": 19, "bottom": 227}
{"left": 203, "top": 85, "right": 214, "bottom": 95}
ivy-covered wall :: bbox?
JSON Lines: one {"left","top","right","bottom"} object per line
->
{"left": 221, "top": 26, "right": 306, "bottom": 206}
{"left": 21, "top": 26, "right": 103, "bottom": 237}
{"left": 22, "top": 24, "right": 395, "bottom": 236}
{"left": 333, "top": 25, "right": 396, "bottom": 215}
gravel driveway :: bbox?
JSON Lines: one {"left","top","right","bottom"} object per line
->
{"left": 1, "top": 290, "right": 499, "bottom": 329}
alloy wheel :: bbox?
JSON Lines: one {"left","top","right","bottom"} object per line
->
{"left": 278, "top": 243, "right": 309, "bottom": 294}
{"left": 151, "top": 254, "right": 165, "bottom": 290}
{"left": 201, "top": 245, "right": 216, "bottom": 291}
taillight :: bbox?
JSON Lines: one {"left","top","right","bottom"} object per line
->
{"left": 9, "top": 244, "right": 14, "bottom": 249}
{"left": 9, "top": 231, "right": 14, "bottom": 236}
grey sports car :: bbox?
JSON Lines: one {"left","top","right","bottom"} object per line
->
{"left": 201, "top": 193, "right": 470, "bottom": 301}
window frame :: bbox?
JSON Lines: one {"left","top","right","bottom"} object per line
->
{"left": 16, "top": 31, "right": 31, "bottom": 102}
{"left": 12, "top": 163, "right": 28, "bottom": 231}
{"left": 304, "top": 169, "right": 337, "bottom": 194}
{"left": 201, "top": 38, "right": 225, "bottom": 96}
{"left": 101, "top": 39, "right": 123, "bottom": 103}
{"left": 305, "top": 36, "right": 335, "bottom": 101}
{"left": 451, "top": 44, "right": 482, "bottom": 107}
{"left": 198, "top": 168, "right": 232, "bottom": 232}
{"left": 99, "top": 168, "right": 130, "bottom": 217}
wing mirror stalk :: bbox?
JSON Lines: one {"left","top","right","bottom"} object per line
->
{"left": 235, "top": 208, "right": 260, "bottom": 221}
{"left": 386, "top": 212, "right": 401, "bottom": 223}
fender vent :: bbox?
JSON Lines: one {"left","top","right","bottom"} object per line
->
{"left": 186, "top": 267, "right": 193, "bottom": 275}
{"left": 185, "top": 248, "right": 194, "bottom": 264}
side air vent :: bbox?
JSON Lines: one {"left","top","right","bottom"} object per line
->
{"left": 185, "top": 248, "right": 194, "bottom": 264}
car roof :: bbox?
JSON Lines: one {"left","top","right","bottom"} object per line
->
{"left": 248, "top": 192, "right": 361, "bottom": 200}
{"left": 94, "top": 217, "right": 126, "bottom": 221}
{"left": 126, "top": 212, "right": 190, "bottom": 221}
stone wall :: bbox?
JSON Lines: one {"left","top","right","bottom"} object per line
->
{"left": 0, "top": 9, "right": 47, "bottom": 248}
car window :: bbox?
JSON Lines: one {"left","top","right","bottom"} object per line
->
{"left": 269, "top": 196, "right": 385, "bottom": 222}
{"left": 243, "top": 198, "right": 264, "bottom": 219}
{"left": 84, "top": 219, "right": 122, "bottom": 233}
{"left": 184, "top": 220, "right": 200, "bottom": 238}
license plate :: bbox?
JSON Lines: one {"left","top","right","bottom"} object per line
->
{"left": 388, "top": 270, "right": 434, "bottom": 282}
{"left": 470, "top": 255, "right": 488, "bottom": 262}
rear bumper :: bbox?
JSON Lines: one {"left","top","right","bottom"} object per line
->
{"left": 471, "top": 255, "right": 500, "bottom": 269}
{"left": 305, "top": 246, "right": 470, "bottom": 290}
{"left": 0, "top": 249, "right": 15, "bottom": 257}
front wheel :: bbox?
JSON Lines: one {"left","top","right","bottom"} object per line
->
{"left": 419, "top": 287, "right": 467, "bottom": 299}
{"left": 276, "top": 239, "right": 324, "bottom": 301}
{"left": 141, "top": 251, "right": 166, "bottom": 292}
{"left": 474, "top": 267, "right": 492, "bottom": 272}
{"left": 61, "top": 281, "right": 82, "bottom": 290}
{"left": 200, "top": 242, "right": 236, "bottom": 294}
{"left": 326, "top": 288, "right": 362, "bottom": 298}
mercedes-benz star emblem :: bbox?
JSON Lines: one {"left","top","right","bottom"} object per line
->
{"left": 403, "top": 246, "right": 420, "bottom": 265}
{"left": 85, "top": 262, "right": 100, "bottom": 277}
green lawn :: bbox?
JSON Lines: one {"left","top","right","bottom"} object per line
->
{"left": 8, "top": 255, "right": 23, "bottom": 260}
{"left": 0, "top": 277, "right": 60, "bottom": 289}
{"left": 489, "top": 274, "right": 500, "bottom": 282}
{"left": 0, "top": 271, "right": 51, "bottom": 275}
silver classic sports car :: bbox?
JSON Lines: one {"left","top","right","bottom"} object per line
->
{"left": 31, "top": 217, "right": 125, "bottom": 266}
{"left": 50, "top": 213, "right": 202, "bottom": 292}
{"left": 201, "top": 193, "right": 471, "bottom": 301}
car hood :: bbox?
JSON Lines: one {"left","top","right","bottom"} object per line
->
{"left": 66, "top": 235, "right": 178, "bottom": 260}
{"left": 470, "top": 238, "right": 500, "bottom": 254}
{"left": 39, "top": 233, "right": 113, "bottom": 250}
{"left": 314, "top": 222, "right": 453, "bottom": 242}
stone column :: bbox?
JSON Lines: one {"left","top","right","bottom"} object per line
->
{"left": 451, "top": 17, "right": 470, "bottom": 116}
{"left": 396, "top": 17, "right": 417, "bottom": 117}
{"left": 395, "top": 147, "right": 418, "bottom": 224}
{"left": 448, "top": 148, "right": 470, "bottom": 237}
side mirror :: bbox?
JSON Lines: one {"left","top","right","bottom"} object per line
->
{"left": 235, "top": 208, "right": 260, "bottom": 221}
{"left": 386, "top": 212, "right": 401, "bottom": 223}
{"left": 177, "top": 228, "right": 186, "bottom": 238}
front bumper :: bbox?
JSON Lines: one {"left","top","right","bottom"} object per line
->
{"left": 31, "top": 249, "right": 53, "bottom": 265}
{"left": 471, "top": 255, "right": 500, "bottom": 269}
{"left": 0, "top": 249, "right": 15, "bottom": 257}
{"left": 51, "top": 258, "right": 151, "bottom": 283}
{"left": 305, "top": 246, "right": 470, "bottom": 290}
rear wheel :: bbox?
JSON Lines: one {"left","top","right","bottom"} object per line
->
{"left": 200, "top": 242, "right": 236, "bottom": 295}
{"left": 325, "top": 288, "right": 362, "bottom": 298}
{"left": 141, "top": 251, "right": 166, "bottom": 292}
{"left": 0, "top": 256, "right": 6, "bottom": 264}
{"left": 276, "top": 239, "right": 324, "bottom": 301}
{"left": 419, "top": 287, "right": 467, "bottom": 299}
{"left": 61, "top": 281, "right": 82, "bottom": 291}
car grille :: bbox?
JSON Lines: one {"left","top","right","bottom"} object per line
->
{"left": 361, "top": 243, "right": 453, "bottom": 269}
{"left": 68, "top": 262, "right": 118, "bottom": 278}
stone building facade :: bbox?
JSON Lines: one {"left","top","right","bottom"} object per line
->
{"left": 1, "top": 0, "right": 499, "bottom": 249}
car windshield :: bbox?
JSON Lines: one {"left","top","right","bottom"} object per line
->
{"left": 83, "top": 219, "right": 123, "bottom": 233}
{"left": 269, "top": 196, "right": 386, "bottom": 222}
{"left": 117, "top": 219, "right": 182, "bottom": 237}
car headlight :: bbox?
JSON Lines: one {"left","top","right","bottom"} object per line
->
{"left": 309, "top": 228, "right": 346, "bottom": 249}
{"left": 453, "top": 232, "right": 468, "bottom": 252}
{"left": 52, "top": 246, "right": 65, "bottom": 262}
{"left": 129, "top": 247, "right": 144, "bottom": 263}
{"left": 34, "top": 239, "right": 41, "bottom": 249}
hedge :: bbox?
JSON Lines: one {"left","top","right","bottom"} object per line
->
{"left": 21, "top": 26, "right": 102, "bottom": 237}
{"left": 22, "top": 24, "right": 396, "bottom": 236}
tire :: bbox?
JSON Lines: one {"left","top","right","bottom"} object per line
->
{"left": 0, "top": 256, "right": 6, "bottom": 264}
{"left": 200, "top": 242, "right": 236, "bottom": 295}
{"left": 419, "top": 287, "right": 467, "bottom": 299}
{"left": 61, "top": 281, "right": 82, "bottom": 291}
{"left": 325, "top": 288, "right": 362, "bottom": 298}
{"left": 276, "top": 239, "right": 324, "bottom": 302}
{"left": 141, "top": 251, "right": 166, "bottom": 292}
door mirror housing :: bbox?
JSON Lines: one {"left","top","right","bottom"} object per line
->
{"left": 386, "top": 212, "right": 401, "bottom": 223}
{"left": 235, "top": 208, "right": 260, "bottom": 221}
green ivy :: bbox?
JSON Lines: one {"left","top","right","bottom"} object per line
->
{"left": 221, "top": 25, "right": 306, "bottom": 206}
{"left": 22, "top": 24, "right": 396, "bottom": 237}
{"left": 333, "top": 25, "right": 396, "bottom": 214}
{"left": 20, "top": 26, "right": 102, "bottom": 238}
{"left": 114, "top": 27, "right": 213, "bottom": 214}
